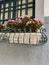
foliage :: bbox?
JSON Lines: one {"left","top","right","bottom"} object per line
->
{"left": 0, "top": 24, "right": 5, "bottom": 32}
{"left": 1, "top": 15, "right": 44, "bottom": 32}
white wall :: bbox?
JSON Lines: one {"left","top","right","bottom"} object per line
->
{"left": 44, "top": 0, "right": 49, "bottom": 24}
{"left": 35, "top": 0, "right": 44, "bottom": 21}
{"left": 44, "top": 0, "right": 49, "bottom": 16}
{"left": 0, "top": 43, "right": 44, "bottom": 65}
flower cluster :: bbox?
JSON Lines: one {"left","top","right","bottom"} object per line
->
{"left": 0, "top": 15, "right": 44, "bottom": 32}
{"left": 6, "top": 15, "right": 31, "bottom": 32}
{"left": 0, "top": 24, "right": 5, "bottom": 32}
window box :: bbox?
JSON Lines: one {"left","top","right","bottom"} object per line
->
{"left": 0, "top": 15, "right": 47, "bottom": 45}
{"left": 0, "top": 32, "right": 47, "bottom": 45}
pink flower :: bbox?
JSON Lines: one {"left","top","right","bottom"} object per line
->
{"left": 16, "top": 18, "right": 19, "bottom": 21}
{"left": 30, "top": 21, "right": 32, "bottom": 23}
{"left": 4, "top": 22, "right": 7, "bottom": 26}
{"left": 26, "top": 22, "right": 30, "bottom": 25}
{"left": 41, "top": 22, "right": 44, "bottom": 25}
{"left": 7, "top": 19, "right": 16, "bottom": 23}
{"left": 11, "top": 20, "right": 15, "bottom": 22}
{"left": 33, "top": 18, "right": 40, "bottom": 23}
{"left": 26, "top": 21, "right": 31, "bottom": 25}
{"left": 18, "top": 19, "right": 22, "bottom": 23}
{"left": 25, "top": 15, "right": 30, "bottom": 18}
{"left": 7, "top": 20, "right": 12, "bottom": 23}
{"left": 15, "top": 18, "right": 21, "bottom": 22}
{"left": 20, "top": 16, "right": 24, "bottom": 19}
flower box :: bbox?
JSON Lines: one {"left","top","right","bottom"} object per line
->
{"left": 0, "top": 32, "right": 47, "bottom": 45}
{"left": 0, "top": 15, "right": 47, "bottom": 45}
{"left": 8, "top": 33, "right": 42, "bottom": 44}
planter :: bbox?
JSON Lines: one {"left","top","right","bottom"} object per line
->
{"left": 0, "top": 16, "right": 47, "bottom": 45}
{"left": 0, "top": 32, "right": 47, "bottom": 45}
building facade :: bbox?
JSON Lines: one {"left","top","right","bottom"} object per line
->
{"left": 0, "top": 0, "right": 49, "bottom": 65}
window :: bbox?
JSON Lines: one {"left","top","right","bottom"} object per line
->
{"left": 0, "top": 0, "right": 35, "bottom": 23}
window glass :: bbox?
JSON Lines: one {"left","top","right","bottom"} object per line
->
{"left": 11, "top": 2, "right": 13, "bottom": 6}
{"left": 18, "top": 6, "right": 21, "bottom": 9}
{"left": 22, "top": 5, "right": 25, "bottom": 8}
{"left": 18, "top": 0, "right": 21, "bottom": 4}
{"left": 18, "top": 10, "right": 20, "bottom": 17}
{"left": 5, "top": 3, "right": 9, "bottom": 7}
{"left": 11, "top": 8, "right": 13, "bottom": 10}
{"left": 1, "top": 4, "right": 3, "bottom": 8}
{"left": 5, "top": 9, "right": 8, "bottom": 11}
{"left": 22, "top": 9, "right": 25, "bottom": 16}
{"left": 22, "top": 0, "right": 26, "bottom": 4}
{"left": 1, "top": 10, "right": 3, "bottom": 12}
{"left": 15, "top": 10, "right": 18, "bottom": 18}
{"left": 28, "top": 0, "right": 33, "bottom": 2}
{"left": 5, "top": 12, "right": 8, "bottom": 19}
{"left": 28, "top": 4, "right": 32, "bottom": 7}
{"left": 28, "top": 8, "right": 32, "bottom": 16}
{"left": 11, "top": 12, "right": 13, "bottom": 19}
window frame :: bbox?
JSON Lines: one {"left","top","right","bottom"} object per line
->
{"left": 0, "top": 0, "right": 35, "bottom": 23}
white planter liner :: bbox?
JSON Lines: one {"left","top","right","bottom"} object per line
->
{"left": 0, "top": 33, "right": 43, "bottom": 45}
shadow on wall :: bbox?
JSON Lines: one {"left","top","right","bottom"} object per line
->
{"left": 44, "top": 16, "right": 49, "bottom": 24}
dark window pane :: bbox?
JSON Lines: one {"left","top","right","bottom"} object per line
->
{"left": 0, "top": 0, "right": 35, "bottom": 23}
{"left": 0, "top": 13, "right": 3, "bottom": 20}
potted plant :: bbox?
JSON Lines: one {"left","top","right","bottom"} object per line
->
{"left": 19, "top": 15, "right": 44, "bottom": 32}
{"left": 0, "top": 15, "right": 47, "bottom": 45}
{"left": 6, "top": 19, "right": 19, "bottom": 32}
{"left": 6, "top": 15, "right": 44, "bottom": 32}
{"left": 19, "top": 15, "right": 31, "bottom": 32}
{"left": 26, "top": 18, "right": 44, "bottom": 32}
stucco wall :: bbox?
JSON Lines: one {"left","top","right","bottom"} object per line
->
{"left": 0, "top": 43, "right": 43, "bottom": 65}
{"left": 44, "top": 0, "right": 49, "bottom": 16}
{"left": 35, "top": 0, "right": 44, "bottom": 21}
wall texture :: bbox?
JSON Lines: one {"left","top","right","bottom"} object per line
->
{"left": 0, "top": 43, "right": 44, "bottom": 65}
{"left": 35, "top": 0, "right": 44, "bottom": 21}
{"left": 44, "top": 16, "right": 49, "bottom": 24}
{"left": 44, "top": 0, "right": 49, "bottom": 16}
